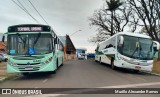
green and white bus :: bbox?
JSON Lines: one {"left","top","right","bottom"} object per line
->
{"left": 2, "top": 24, "right": 64, "bottom": 75}
{"left": 95, "top": 32, "right": 159, "bottom": 72}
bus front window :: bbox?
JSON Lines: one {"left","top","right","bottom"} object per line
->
{"left": 118, "top": 35, "right": 154, "bottom": 60}
{"left": 29, "top": 34, "right": 53, "bottom": 54}
{"left": 8, "top": 34, "right": 53, "bottom": 55}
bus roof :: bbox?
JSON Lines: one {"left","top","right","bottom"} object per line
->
{"left": 117, "top": 32, "right": 151, "bottom": 39}
{"left": 99, "top": 32, "right": 151, "bottom": 45}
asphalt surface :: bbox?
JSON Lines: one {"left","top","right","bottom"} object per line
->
{"left": 0, "top": 60, "right": 160, "bottom": 97}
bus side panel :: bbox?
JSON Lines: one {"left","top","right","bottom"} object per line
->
{"left": 96, "top": 36, "right": 116, "bottom": 65}
{"left": 55, "top": 50, "right": 64, "bottom": 67}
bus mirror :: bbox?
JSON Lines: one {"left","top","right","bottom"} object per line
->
{"left": 2, "top": 35, "right": 5, "bottom": 42}
{"left": 54, "top": 37, "right": 57, "bottom": 44}
{"left": 119, "top": 36, "right": 124, "bottom": 45}
{"left": 153, "top": 41, "right": 160, "bottom": 51}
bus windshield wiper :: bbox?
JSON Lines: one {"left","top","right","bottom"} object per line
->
{"left": 16, "top": 33, "right": 25, "bottom": 43}
{"left": 33, "top": 32, "right": 41, "bottom": 47}
{"left": 131, "top": 42, "right": 140, "bottom": 58}
{"left": 131, "top": 47, "right": 138, "bottom": 58}
{"left": 16, "top": 33, "right": 27, "bottom": 49}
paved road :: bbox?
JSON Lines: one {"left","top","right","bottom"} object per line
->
{"left": 0, "top": 60, "right": 160, "bottom": 97}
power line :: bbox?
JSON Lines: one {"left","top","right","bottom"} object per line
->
{"left": 28, "top": 0, "right": 49, "bottom": 25}
{"left": 16, "top": 0, "right": 40, "bottom": 23}
{"left": 11, "top": 0, "right": 39, "bottom": 23}
{"left": 12, "top": 0, "right": 62, "bottom": 36}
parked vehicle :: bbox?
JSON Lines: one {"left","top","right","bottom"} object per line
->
{"left": 87, "top": 53, "right": 95, "bottom": 60}
{"left": 76, "top": 48, "right": 87, "bottom": 60}
{"left": 95, "top": 32, "right": 159, "bottom": 72}
{"left": 1, "top": 24, "right": 64, "bottom": 76}
{"left": 0, "top": 53, "right": 7, "bottom": 62}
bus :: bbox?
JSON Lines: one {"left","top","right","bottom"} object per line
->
{"left": 95, "top": 32, "right": 159, "bottom": 72}
{"left": 2, "top": 24, "right": 64, "bottom": 76}
{"left": 76, "top": 48, "right": 87, "bottom": 60}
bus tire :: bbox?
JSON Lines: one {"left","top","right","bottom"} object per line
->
{"left": 61, "top": 57, "right": 64, "bottom": 66}
{"left": 111, "top": 58, "right": 116, "bottom": 70}
{"left": 99, "top": 57, "right": 102, "bottom": 64}
{"left": 134, "top": 70, "right": 139, "bottom": 73}
{"left": 49, "top": 70, "right": 56, "bottom": 74}
{"left": 49, "top": 60, "right": 58, "bottom": 74}
{"left": 56, "top": 59, "right": 59, "bottom": 69}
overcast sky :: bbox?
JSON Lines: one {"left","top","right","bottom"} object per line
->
{"left": 0, "top": 0, "right": 104, "bottom": 53}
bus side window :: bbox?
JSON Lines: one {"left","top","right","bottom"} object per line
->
{"left": 105, "top": 44, "right": 113, "bottom": 49}
{"left": 57, "top": 39, "right": 59, "bottom": 50}
{"left": 117, "top": 37, "right": 123, "bottom": 54}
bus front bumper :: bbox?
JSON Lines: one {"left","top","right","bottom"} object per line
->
{"left": 114, "top": 60, "right": 153, "bottom": 72}
{"left": 7, "top": 62, "right": 56, "bottom": 73}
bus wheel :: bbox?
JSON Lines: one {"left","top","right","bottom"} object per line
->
{"left": 56, "top": 59, "right": 59, "bottom": 69}
{"left": 134, "top": 70, "right": 139, "bottom": 73}
{"left": 49, "top": 60, "right": 58, "bottom": 74}
{"left": 61, "top": 58, "right": 64, "bottom": 66}
{"left": 99, "top": 57, "right": 102, "bottom": 64}
{"left": 111, "top": 58, "right": 116, "bottom": 70}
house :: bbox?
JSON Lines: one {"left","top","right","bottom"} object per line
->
{"left": 0, "top": 33, "right": 7, "bottom": 53}
{"left": 59, "top": 35, "right": 76, "bottom": 60}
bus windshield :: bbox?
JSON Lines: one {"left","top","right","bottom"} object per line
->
{"left": 8, "top": 34, "right": 53, "bottom": 55}
{"left": 118, "top": 35, "right": 154, "bottom": 60}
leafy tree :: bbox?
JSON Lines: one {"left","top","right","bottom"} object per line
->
{"left": 89, "top": 0, "right": 138, "bottom": 43}
{"left": 106, "top": 0, "right": 123, "bottom": 35}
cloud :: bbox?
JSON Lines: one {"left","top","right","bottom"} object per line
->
{"left": 0, "top": 0, "right": 104, "bottom": 52}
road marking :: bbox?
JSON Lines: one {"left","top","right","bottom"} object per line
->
{"left": 42, "top": 79, "right": 48, "bottom": 83}
{"left": 135, "top": 76, "right": 147, "bottom": 82}
{"left": 26, "top": 81, "right": 160, "bottom": 97}
{"left": 34, "top": 87, "right": 38, "bottom": 88}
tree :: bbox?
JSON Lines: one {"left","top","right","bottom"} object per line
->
{"left": 106, "top": 0, "right": 123, "bottom": 36}
{"left": 89, "top": 0, "right": 138, "bottom": 43}
{"left": 128, "top": 0, "right": 160, "bottom": 42}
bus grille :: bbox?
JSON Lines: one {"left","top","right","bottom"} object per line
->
{"left": 18, "top": 67, "right": 40, "bottom": 71}
{"left": 17, "top": 63, "right": 40, "bottom": 66}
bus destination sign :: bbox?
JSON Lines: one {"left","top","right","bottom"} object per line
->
{"left": 8, "top": 24, "right": 51, "bottom": 32}
{"left": 17, "top": 27, "right": 42, "bottom": 32}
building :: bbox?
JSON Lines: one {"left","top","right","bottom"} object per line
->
{"left": 59, "top": 35, "right": 76, "bottom": 60}
{"left": 0, "top": 33, "right": 7, "bottom": 53}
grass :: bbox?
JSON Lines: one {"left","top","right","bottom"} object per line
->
{"left": 152, "top": 60, "right": 160, "bottom": 74}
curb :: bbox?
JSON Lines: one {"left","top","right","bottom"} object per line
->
{"left": 150, "top": 72, "right": 160, "bottom": 76}
{"left": 0, "top": 77, "right": 6, "bottom": 82}
{"left": 0, "top": 74, "right": 20, "bottom": 83}
{"left": 143, "top": 71, "right": 160, "bottom": 76}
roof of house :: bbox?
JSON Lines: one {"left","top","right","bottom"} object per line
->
{"left": 58, "top": 35, "right": 76, "bottom": 51}
{"left": 58, "top": 36, "right": 66, "bottom": 46}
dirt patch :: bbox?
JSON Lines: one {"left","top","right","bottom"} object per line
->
{"left": 152, "top": 60, "right": 160, "bottom": 74}
{"left": 0, "top": 62, "right": 18, "bottom": 81}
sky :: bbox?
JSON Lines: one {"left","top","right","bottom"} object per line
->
{"left": 0, "top": 0, "right": 104, "bottom": 53}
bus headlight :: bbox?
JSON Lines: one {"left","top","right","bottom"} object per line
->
{"left": 8, "top": 60, "right": 17, "bottom": 66}
{"left": 40, "top": 57, "right": 53, "bottom": 65}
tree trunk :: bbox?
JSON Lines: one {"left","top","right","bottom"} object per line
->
{"left": 111, "top": 11, "right": 114, "bottom": 36}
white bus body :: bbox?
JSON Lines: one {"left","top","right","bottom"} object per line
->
{"left": 95, "top": 32, "right": 159, "bottom": 72}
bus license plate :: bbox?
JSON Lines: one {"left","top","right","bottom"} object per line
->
{"left": 25, "top": 66, "right": 33, "bottom": 70}
{"left": 135, "top": 66, "right": 141, "bottom": 70}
